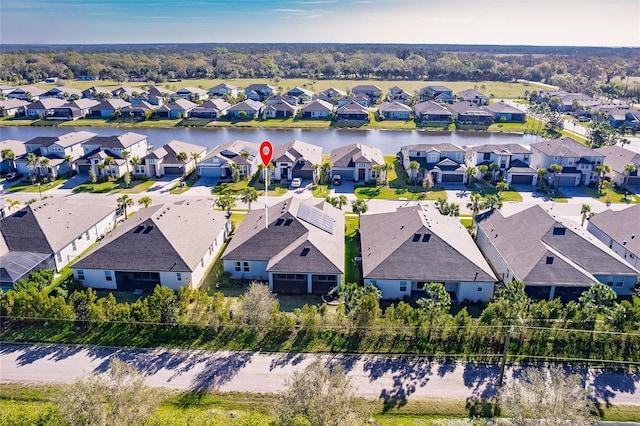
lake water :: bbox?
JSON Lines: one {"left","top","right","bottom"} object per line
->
{"left": 0, "top": 126, "right": 543, "bottom": 155}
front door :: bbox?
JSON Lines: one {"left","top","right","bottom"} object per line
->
{"left": 358, "top": 168, "right": 365, "bottom": 181}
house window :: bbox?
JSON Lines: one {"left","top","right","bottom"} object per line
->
{"left": 400, "top": 281, "right": 407, "bottom": 292}
{"left": 105, "top": 270, "right": 112, "bottom": 281}
{"left": 606, "top": 276, "right": 614, "bottom": 286}
{"left": 478, "top": 286, "right": 483, "bottom": 292}
{"left": 235, "top": 261, "right": 242, "bottom": 272}
{"left": 568, "top": 159, "right": 574, "bottom": 166}
{"left": 177, "top": 273, "right": 182, "bottom": 281}
{"left": 243, "top": 261, "right": 250, "bottom": 272}
{"left": 77, "top": 270, "right": 85, "bottom": 280}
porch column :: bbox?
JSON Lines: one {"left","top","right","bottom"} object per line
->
{"left": 268, "top": 273, "right": 274, "bottom": 292}
{"left": 548, "top": 285, "right": 556, "bottom": 301}
{"left": 307, "top": 274, "right": 312, "bottom": 294}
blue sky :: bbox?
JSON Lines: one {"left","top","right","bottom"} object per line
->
{"left": 1, "top": 0, "right": 638, "bottom": 46}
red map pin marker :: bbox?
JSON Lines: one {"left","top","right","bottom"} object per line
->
{"left": 260, "top": 140, "right": 273, "bottom": 166}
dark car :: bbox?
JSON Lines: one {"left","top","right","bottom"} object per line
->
{"left": 6, "top": 172, "right": 24, "bottom": 182}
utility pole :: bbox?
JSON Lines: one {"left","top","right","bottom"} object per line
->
{"left": 498, "top": 325, "right": 515, "bottom": 388}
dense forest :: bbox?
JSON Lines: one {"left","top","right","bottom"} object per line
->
{"left": 1, "top": 44, "right": 639, "bottom": 101}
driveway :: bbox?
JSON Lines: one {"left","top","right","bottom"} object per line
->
{"left": 188, "top": 177, "right": 218, "bottom": 196}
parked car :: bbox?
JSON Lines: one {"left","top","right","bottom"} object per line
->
{"left": 291, "top": 177, "right": 302, "bottom": 188}
{"left": 332, "top": 175, "right": 342, "bottom": 185}
{"left": 6, "top": 172, "right": 24, "bottom": 182}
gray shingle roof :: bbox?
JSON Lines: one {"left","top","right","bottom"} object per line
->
{"left": 331, "top": 143, "right": 384, "bottom": 167}
{"left": 484, "top": 102, "right": 525, "bottom": 115}
{"left": 594, "top": 145, "right": 640, "bottom": 175}
{"left": 228, "top": 99, "right": 264, "bottom": 112}
{"left": 201, "top": 140, "right": 258, "bottom": 164}
{"left": 477, "top": 205, "right": 638, "bottom": 286}
{"left": 456, "top": 88, "right": 489, "bottom": 99}
{"left": 272, "top": 140, "right": 322, "bottom": 166}
{"left": 89, "top": 99, "right": 131, "bottom": 111}
{"left": 378, "top": 101, "right": 412, "bottom": 113}
{"left": 530, "top": 137, "right": 599, "bottom": 158}
{"left": 361, "top": 205, "right": 496, "bottom": 282}
{"left": 0, "top": 199, "right": 115, "bottom": 254}
{"left": 413, "top": 101, "right": 452, "bottom": 115}
{"left": 222, "top": 198, "right": 344, "bottom": 274}
{"left": 87, "top": 132, "right": 147, "bottom": 150}
{"left": 25, "top": 131, "right": 97, "bottom": 148}
{"left": 302, "top": 99, "right": 333, "bottom": 113}
{"left": 589, "top": 205, "right": 640, "bottom": 259}
{"left": 0, "top": 139, "right": 26, "bottom": 157}
{"left": 469, "top": 143, "right": 531, "bottom": 155}
{"left": 25, "top": 98, "right": 66, "bottom": 110}
{"left": 156, "top": 99, "right": 197, "bottom": 111}
{"left": 73, "top": 200, "right": 228, "bottom": 272}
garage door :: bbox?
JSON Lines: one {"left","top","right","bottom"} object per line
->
{"left": 311, "top": 275, "right": 338, "bottom": 295}
{"left": 627, "top": 177, "right": 640, "bottom": 186}
{"left": 557, "top": 175, "right": 579, "bottom": 186}
{"left": 199, "top": 166, "right": 222, "bottom": 178}
{"left": 163, "top": 166, "right": 184, "bottom": 175}
{"left": 510, "top": 174, "right": 534, "bottom": 185}
{"left": 77, "top": 165, "right": 91, "bottom": 174}
{"left": 441, "top": 173, "right": 464, "bottom": 183}
{"left": 272, "top": 274, "right": 308, "bottom": 295}
{"left": 293, "top": 170, "right": 314, "bottom": 180}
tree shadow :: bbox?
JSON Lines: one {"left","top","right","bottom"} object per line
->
{"left": 189, "top": 351, "right": 254, "bottom": 391}
{"left": 269, "top": 352, "right": 306, "bottom": 371}
{"left": 5, "top": 343, "right": 83, "bottom": 366}
{"left": 462, "top": 361, "right": 500, "bottom": 399}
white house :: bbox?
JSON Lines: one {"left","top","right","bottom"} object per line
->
{"left": 197, "top": 140, "right": 259, "bottom": 179}
{"left": 530, "top": 137, "right": 604, "bottom": 187}
{"left": 72, "top": 200, "right": 230, "bottom": 290}
{"left": 401, "top": 143, "right": 467, "bottom": 184}
{"left": 330, "top": 143, "right": 384, "bottom": 183}
{"left": 142, "top": 140, "right": 207, "bottom": 178}
{"left": 587, "top": 205, "right": 640, "bottom": 270}
{"left": 465, "top": 143, "right": 537, "bottom": 186}
{"left": 271, "top": 140, "right": 322, "bottom": 182}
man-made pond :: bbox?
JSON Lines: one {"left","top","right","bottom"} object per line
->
{"left": 0, "top": 126, "right": 543, "bottom": 155}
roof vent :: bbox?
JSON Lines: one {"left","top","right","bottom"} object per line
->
{"left": 623, "top": 240, "right": 627, "bottom": 246}
{"left": 546, "top": 256, "right": 554, "bottom": 264}
{"left": 632, "top": 234, "right": 636, "bottom": 239}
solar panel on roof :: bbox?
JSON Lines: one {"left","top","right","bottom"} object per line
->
{"left": 296, "top": 203, "right": 334, "bottom": 234}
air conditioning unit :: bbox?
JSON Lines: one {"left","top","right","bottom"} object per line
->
{"left": 353, "top": 256, "right": 362, "bottom": 266}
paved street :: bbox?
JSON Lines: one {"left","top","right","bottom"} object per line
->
{"left": 1, "top": 343, "right": 639, "bottom": 405}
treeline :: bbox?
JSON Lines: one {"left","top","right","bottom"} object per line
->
{"left": 1, "top": 44, "right": 639, "bottom": 99}
{"left": 1, "top": 273, "right": 639, "bottom": 363}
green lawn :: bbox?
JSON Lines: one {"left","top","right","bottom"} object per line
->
{"left": 472, "top": 186, "right": 523, "bottom": 202}
{"left": 345, "top": 215, "right": 361, "bottom": 285}
{"left": 72, "top": 178, "right": 154, "bottom": 194}
{"left": 5, "top": 179, "right": 65, "bottom": 193}
{"left": 170, "top": 172, "right": 197, "bottom": 194}
{"left": 311, "top": 184, "right": 331, "bottom": 198}
{"left": 582, "top": 186, "right": 640, "bottom": 204}
{"left": 211, "top": 175, "right": 288, "bottom": 197}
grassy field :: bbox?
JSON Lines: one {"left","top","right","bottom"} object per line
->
{"left": 582, "top": 186, "right": 640, "bottom": 204}
{"left": 1, "top": 383, "right": 638, "bottom": 425}
{"left": 25, "top": 78, "right": 538, "bottom": 99}
{"left": 5, "top": 179, "right": 65, "bottom": 194}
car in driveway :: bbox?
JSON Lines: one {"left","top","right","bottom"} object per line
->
{"left": 6, "top": 172, "right": 24, "bottom": 182}
{"left": 291, "top": 177, "right": 302, "bottom": 188}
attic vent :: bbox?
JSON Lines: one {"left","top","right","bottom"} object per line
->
{"left": 300, "top": 247, "right": 310, "bottom": 257}
{"left": 143, "top": 225, "right": 154, "bottom": 234}
{"left": 422, "top": 234, "right": 431, "bottom": 242}
{"left": 275, "top": 218, "right": 284, "bottom": 226}
{"left": 552, "top": 227, "right": 566, "bottom": 236}
{"left": 134, "top": 225, "right": 145, "bottom": 233}
{"left": 546, "top": 256, "right": 554, "bottom": 264}
{"left": 284, "top": 219, "right": 293, "bottom": 226}
{"left": 412, "top": 233, "right": 421, "bottom": 242}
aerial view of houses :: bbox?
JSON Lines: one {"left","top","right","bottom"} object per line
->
{"left": 1, "top": 1, "right": 640, "bottom": 423}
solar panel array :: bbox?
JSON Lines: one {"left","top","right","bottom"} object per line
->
{"left": 296, "top": 203, "right": 334, "bottom": 235}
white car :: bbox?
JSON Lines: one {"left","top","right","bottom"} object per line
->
{"left": 291, "top": 177, "right": 302, "bottom": 188}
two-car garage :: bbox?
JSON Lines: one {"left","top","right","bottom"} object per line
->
{"left": 441, "top": 173, "right": 464, "bottom": 183}
{"left": 509, "top": 174, "right": 534, "bottom": 185}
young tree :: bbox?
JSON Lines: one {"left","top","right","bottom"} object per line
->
{"left": 241, "top": 281, "right": 277, "bottom": 329}
{"left": 465, "top": 166, "right": 477, "bottom": 186}
{"left": 129, "top": 156, "right": 141, "bottom": 179}
{"left": 416, "top": 282, "right": 451, "bottom": 318}
{"left": 549, "top": 163, "right": 563, "bottom": 189}
{"left": 337, "top": 194, "right": 348, "bottom": 210}
{"left": 1, "top": 148, "right": 15, "bottom": 171}
{"left": 580, "top": 203, "right": 592, "bottom": 226}
{"left": 5, "top": 198, "right": 21, "bottom": 212}
{"left": 623, "top": 163, "right": 637, "bottom": 189}
{"left": 56, "top": 358, "right": 160, "bottom": 426}
{"left": 478, "top": 164, "right": 489, "bottom": 182}
{"left": 176, "top": 151, "right": 189, "bottom": 177}
{"left": 409, "top": 160, "right": 420, "bottom": 188}
{"left": 489, "top": 162, "right": 500, "bottom": 184}
{"left": 215, "top": 193, "right": 236, "bottom": 213}
{"left": 103, "top": 156, "right": 114, "bottom": 179}
{"left": 275, "top": 358, "right": 366, "bottom": 426}
{"left": 240, "top": 187, "right": 258, "bottom": 210}
{"left": 499, "top": 365, "right": 597, "bottom": 425}
{"left": 191, "top": 151, "right": 201, "bottom": 177}
{"left": 88, "top": 166, "right": 97, "bottom": 184}
{"left": 138, "top": 196, "right": 153, "bottom": 208}
{"left": 38, "top": 157, "right": 51, "bottom": 180}
{"left": 116, "top": 194, "right": 133, "bottom": 218}
{"left": 64, "top": 154, "right": 74, "bottom": 177}
{"left": 351, "top": 199, "right": 369, "bottom": 216}
{"left": 467, "top": 193, "right": 484, "bottom": 228}
{"left": 228, "top": 162, "right": 241, "bottom": 182}
{"left": 595, "top": 164, "right": 611, "bottom": 193}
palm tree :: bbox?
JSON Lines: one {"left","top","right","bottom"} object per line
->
{"left": 549, "top": 163, "right": 563, "bottom": 189}
{"left": 215, "top": 193, "right": 236, "bottom": 213}
{"left": 228, "top": 162, "right": 241, "bottom": 183}
{"left": 97, "top": 163, "right": 106, "bottom": 182}
{"left": 1, "top": 149, "right": 15, "bottom": 171}
{"left": 496, "top": 180, "right": 509, "bottom": 193}
{"left": 64, "top": 154, "right": 74, "bottom": 177}
{"left": 129, "top": 156, "right": 141, "bottom": 179}
{"left": 381, "top": 162, "right": 393, "bottom": 186}
{"left": 465, "top": 166, "right": 477, "bottom": 187}
{"left": 26, "top": 152, "right": 38, "bottom": 183}
{"left": 536, "top": 168, "right": 548, "bottom": 185}
{"left": 337, "top": 195, "right": 348, "bottom": 210}
{"left": 351, "top": 199, "right": 368, "bottom": 216}
{"left": 121, "top": 150, "right": 131, "bottom": 181}
{"left": 484, "top": 193, "right": 504, "bottom": 210}
{"left": 176, "top": 151, "right": 188, "bottom": 178}
{"left": 478, "top": 164, "right": 489, "bottom": 182}
{"left": 311, "top": 163, "right": 321, "bottom": 185}
{"left": 409, "top": 160, "right": 420, "bottom": 189}
{"left": 117, "top": 194, "right": 133, "bottom": 218}
{"left": 467, "top": 193, "right": 484, "bottom": 228}
{"left": 321, "top": 160, "right": 332, "bottom": 184}
{"left": 38, "top": 157, "right": 51, "bottom": 180}
{"left": 103, "top": 156, "right": 114, "bottom": 180}
{"left": 138, "top": 196, "right": 153, "bottom": 208}
{"left": 489, "top": 162, "right": 500, "bottom": 184}
{"left": 191, "top": 152, "right": 201, "bottom": 178}
{"left": 240, "top": 187, "right": 258, "bottom": 210}
{"left": 623, "top": 163, "right": 637, "bottom": 190}
{"left": 595, "top": 164, "right": 611, "bottom": 194}
{"left": 372, "top": 164, "right": 383, "bottom": 185}
{"left": 580, "top": 204, "right": 592, "bottom": 227}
